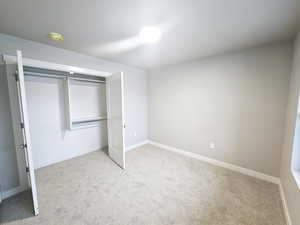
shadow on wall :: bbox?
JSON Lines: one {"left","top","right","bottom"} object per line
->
{"left": 0, "top": 65, "right": 19, "bottom": 193}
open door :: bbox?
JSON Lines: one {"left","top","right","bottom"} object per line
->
{"left": 6, "top": 51, "right": 39, "bottom": 215}
{"left": 106, "top": 72, "right": 125, "bottom": 169}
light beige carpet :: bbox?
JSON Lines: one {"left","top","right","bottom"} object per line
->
{"left": 0, "top": 144, "right": 286, "bottom": 225}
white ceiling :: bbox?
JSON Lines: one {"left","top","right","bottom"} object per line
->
{"left": 0, "top": 0, "right": 299, "bottom": 69}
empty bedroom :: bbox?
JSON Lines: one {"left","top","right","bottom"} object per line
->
{"left": 0, "top": 0, "right": 300, "bottom": 225}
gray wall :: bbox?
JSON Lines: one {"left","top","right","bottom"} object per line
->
{"left": 0, "top": 33, "right": 148, "bottom": 192}
{"left": 0, "top": 66, "right": 19, "bottom": 191}
{"left": 280, "top": 32, "right": 300, "bottom": 225}
{"left": 148, "top": 43, "right": 292, "bottom": 177}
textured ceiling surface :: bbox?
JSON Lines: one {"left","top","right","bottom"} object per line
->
{"left": 0, "top": 0, "right": 299, "bottom": 68}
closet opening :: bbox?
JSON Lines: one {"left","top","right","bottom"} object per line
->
{"left": 3, "top": 51, "right": 125, "bottom": 216}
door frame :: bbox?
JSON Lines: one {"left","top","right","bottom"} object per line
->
{"left": 1, "top": 51, "right": 126, "bottom": 204}
{"left": 2, "top": 54, "right": 111, "bottom": 77}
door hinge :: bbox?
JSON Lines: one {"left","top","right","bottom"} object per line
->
{"left": 20, "top": 122, "right": 24, "bottom": 129}
{"left": 26, "top": 166, "right": 29, "bottom": 173}
{"left": 15, "top": 71, "right": 19, "bottom": 81}
{"left": 20, "top": 143, "right": 27, "bottom": 149}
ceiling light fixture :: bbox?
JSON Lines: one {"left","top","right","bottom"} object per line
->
{"left": 48, "top": 32, "right": 64, "bottom": 41}
{"left": 139, "top": 26, "right": 161, "bottom": 44}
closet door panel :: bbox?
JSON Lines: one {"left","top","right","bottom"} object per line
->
{"left": 106, "top": 72, "right": 125, "bottom": 169}
{"left": 7, "top": 51, "right": 39, "bottom": 215}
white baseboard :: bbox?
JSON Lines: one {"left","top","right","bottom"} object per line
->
{"left": 149, "top": 140, "right": 292, "bottom": 224}
{"left": 2, "top": 185, "right": 27, "bottom": 200}
{"left": 126, "top": 140, "right": 149, "bottom": 152}
{"left": 279, "top": 182, "right": 292, "bottom": 225}
{"left": 148, "top": 140, "right": 280, "bottom": 184}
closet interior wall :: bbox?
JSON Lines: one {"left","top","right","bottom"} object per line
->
{"left": 23, "top": 66, "right": 109, "bottom": 169}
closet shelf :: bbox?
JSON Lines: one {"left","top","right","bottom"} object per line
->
{"left": 72, "top": 116, "right": 107, "bottom": 125}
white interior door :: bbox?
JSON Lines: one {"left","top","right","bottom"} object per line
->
{"left": 106, "top": 72, "right": 125, "bottom": 169}
{"left": 10, "top": 51, "right": 39, "bottom": 215}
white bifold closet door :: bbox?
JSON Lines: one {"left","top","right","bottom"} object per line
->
{"left": 7, "top": 51, "right": 39, "bottom": 215}
{"left": 106, "top": 72, "right": 126, "bottom": 169}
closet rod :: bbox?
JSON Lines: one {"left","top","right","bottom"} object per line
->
{"left": 24, "top": 71, "right": 105, "bottom": 83}
{"left": 69, "top": 77, "right": 106, "bottom": 84}
{"left": 24, "top": 71, "right": 66, "bottom": 80}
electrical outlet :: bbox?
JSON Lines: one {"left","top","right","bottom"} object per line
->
{"left": 209, "top": 142, "right": 215, "bottom": 149}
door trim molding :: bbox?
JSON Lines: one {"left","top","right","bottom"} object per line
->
{"left": 2, "top": 54, "right": 111, "bottom": 77}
